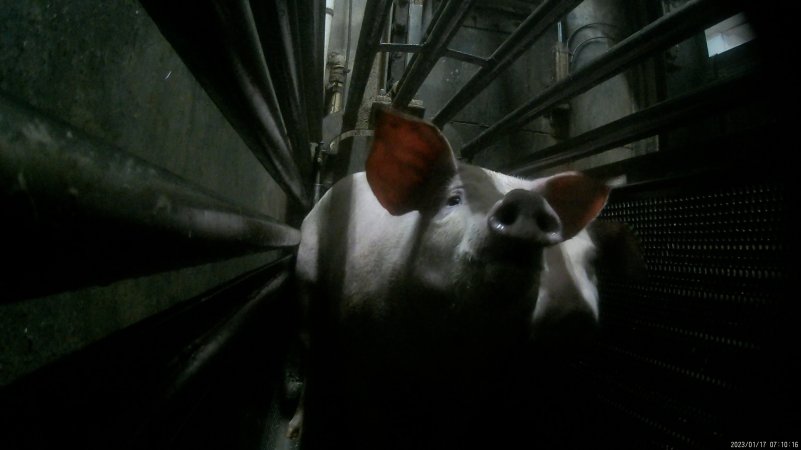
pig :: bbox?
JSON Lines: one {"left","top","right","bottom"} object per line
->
{"left": 288, "top": 107, "right": 611, "bottom": 449}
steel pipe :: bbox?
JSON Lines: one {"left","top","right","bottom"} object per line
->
{"left": 0, "top": 95, "right": 300, "bottom": 301}
{"left": 461, "top": 0, "right": 740, "bottom": 158}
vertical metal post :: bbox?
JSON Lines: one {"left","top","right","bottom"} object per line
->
{"left": 341, "top": 0, "right": 394, "bottom": 132}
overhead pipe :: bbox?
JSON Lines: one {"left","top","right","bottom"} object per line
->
{"left": 391, "top": 0, "right": 478, "bottom": 109}
{"left": 432, "top": 0, "right": 583, "bottom": 127}
{"left": 0, "top": 95, "right": 300, "bottom": 301}
{"left": 460, "top": 0, "right": 741, "bottom": 159}
{"left": 505, "top": 72, "right": 759, "bottom": 176}
{"left": 341, "top": 0, "right": 394, "bottom": 132}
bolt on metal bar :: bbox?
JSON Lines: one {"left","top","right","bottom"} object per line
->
{"left": 341, "top": 0, "right": 394, "bottom": 132}
{"left": 0, "top": 95, "right": 300, "bottom": 301}
{"left": 460, "top": 0, "right": 740, "bottom": 158}
{"left": 432, "top": 0, "right": 583, "bottom": 127}
{"left": 505, "top": 72, "right": 759, "bottom": 176}
{"left": 392, "top": 0, "right": 478, "bottom": 109}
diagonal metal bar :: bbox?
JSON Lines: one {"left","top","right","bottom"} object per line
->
{"left": 250, "top": 0, "right": 313, "bottom": 188}
{"left": 460, "top": 0, "right": 741, "bottom": 159}
{"left": 139, "top": 0, "right": 310, "bottom": 209}
{"left": 504, "top": 72, "right": 759, "bottom": 176}
{"left": 432, "top": 0, "right": 583, "bottom": 127}
{"left": 341, "top": 0, "right": 394, "bottom": 132}
{"left": 392, "top": 0, "right": 478, "bottom": 109}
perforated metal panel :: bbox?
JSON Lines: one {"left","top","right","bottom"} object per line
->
{"left": 574, "top": 180, "right": 793, "bottom": 448}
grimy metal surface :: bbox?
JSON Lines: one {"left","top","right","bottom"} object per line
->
{"left": 0, "top": 94, "right": 300, "bottom": 301}
{"left": 460, "top": 0, "right": 740, "bottom": 158}
{"left": 139, "top": 0, "right": 311, "bottom": 209}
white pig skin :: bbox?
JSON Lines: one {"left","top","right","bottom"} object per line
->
{"left": 288, "top": 108, "right": 610, "bottom": 448}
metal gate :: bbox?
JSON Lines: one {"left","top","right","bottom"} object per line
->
{"left": 1, "top": 0, "right": 796, "bottom": 448}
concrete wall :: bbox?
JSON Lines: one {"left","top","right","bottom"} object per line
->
{"left": 0, "top": 0, "right": 287, "bottom": 385}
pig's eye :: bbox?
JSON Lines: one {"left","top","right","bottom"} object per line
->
{"left": 446, "top": 193, "right": 462, "bottom": 207}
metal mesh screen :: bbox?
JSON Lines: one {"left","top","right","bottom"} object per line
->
{"left": 575, "top": 180, "right": 792, "bottom": 449}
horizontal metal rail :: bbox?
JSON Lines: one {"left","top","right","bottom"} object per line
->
{"left": 341, "top": 0, "right": 394, "bottom": 132}
{"left": 0, "top": 95, "right": 300, "bottom": 301}
{"left": 0, "top": 255, "right": 294, "bottom": 447}
{"left": 460, "top": 0, "right": 740, "bottom": 158}
{"left": 505, "top": 72, "right": 759, "bottom": 176}
{"left": 432, "top": 0, "right": 583, "bottom": 127}
{"left": 392, "top": 0, "right": 478, "bottom": 108}
{"left": 378, "top": 43, "right": 489, "bottom": 67}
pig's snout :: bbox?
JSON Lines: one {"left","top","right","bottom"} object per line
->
{"left": 488, "top": 189, "right": 563, "bottom": 247}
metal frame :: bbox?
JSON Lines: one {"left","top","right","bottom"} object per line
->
{"left": 2, "top": 0, "right": 793, "bottom": 440}
{"left": 459, "top": 0, "right": 739, "bottom": 158}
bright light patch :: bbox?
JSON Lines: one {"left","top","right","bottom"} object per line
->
{"left": 705, "top": 13, "right": 756, "bottom": 57}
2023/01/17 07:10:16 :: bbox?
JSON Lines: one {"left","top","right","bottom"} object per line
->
{"left": 731, "top": 442, "right": 800, "bottom": 448}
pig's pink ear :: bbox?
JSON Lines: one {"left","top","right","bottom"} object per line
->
{"left": 366, "top": 107, "right": 457, "bottom": 215}
{"left": 541, "top": 172, "right": 610, "bottom": 240}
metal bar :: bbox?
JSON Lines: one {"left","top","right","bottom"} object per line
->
{"left": 392, "top": 0, "right": 478, "bottom": 108}
{"left": 0, "top": 95, "right": 300, "bottom": 301}
{"left": 505, "top": 73, "right": 759, "bottom": 176}
{"left": 379, "top": 43, "right": 489, "bottom": 67}
{"left": 0, "top": 256, "right": 294, "bottom": 448}
{"left": 251, "top": 0, "right": 313, "bottom": 189}
{"left": 298, "top": 0, "right": 325, "bottom": 142}
{"left": 341, "top": 0, "right": 394, "bottom": 132}
{"left": 408, "top": 0, "right": 424, "bottom": 65}
{"left": 432, "top": 0, "right": 583, "bottom": 127}
{"left": 139, "top": 0, "right": 310, "bottom": 209}
{"left": 444, "top": 48, "right": 489, "bottom": 67}
{"left": 379, "top": 42, "right": 423, "bottom": 53}
{"left": 460, "top": 0, "right": 740, "bottom": 158}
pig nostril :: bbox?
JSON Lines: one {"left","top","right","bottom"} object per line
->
{"left": 536, "top": 213, "right": 559, "bottom": 233}
{"left": 495, "top": 204, "right": 518, "bottom": 226}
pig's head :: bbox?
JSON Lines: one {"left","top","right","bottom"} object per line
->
{"left": 367, "top": 108, "right": 609, "bottom": 314}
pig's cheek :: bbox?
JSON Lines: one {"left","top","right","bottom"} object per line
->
{"left": 413, "top": 221, "right": 468, "bottom": 291}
